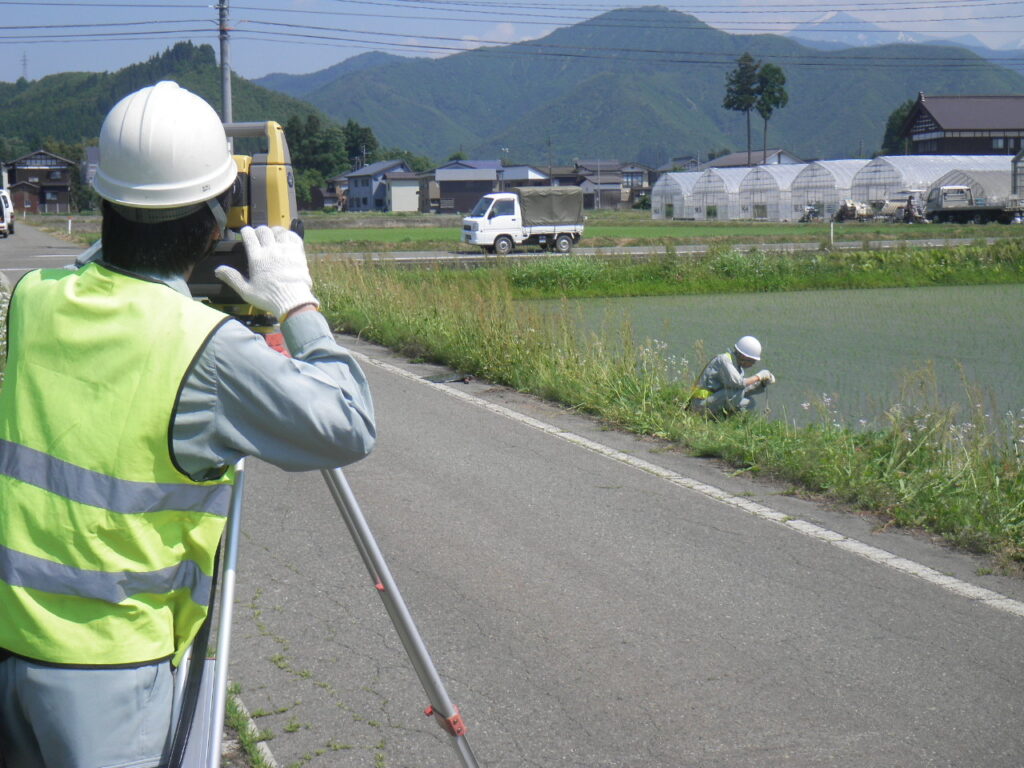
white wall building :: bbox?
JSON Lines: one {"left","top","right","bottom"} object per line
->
{"left": 384, "top": 171, "right": 421, "bottom": 212}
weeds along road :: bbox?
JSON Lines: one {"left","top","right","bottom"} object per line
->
{"left": 228, "top": 336, "right": 1024, "bottom": 768}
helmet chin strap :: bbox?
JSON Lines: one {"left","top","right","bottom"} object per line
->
{"left": 207, "top": 196, "right": 228, "bottom": 233}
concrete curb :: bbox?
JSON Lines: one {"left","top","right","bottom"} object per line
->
{"left": 228, "top": 689, "right": 279, "bottom": 768}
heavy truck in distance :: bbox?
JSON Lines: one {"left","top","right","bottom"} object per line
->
{"left": 925, "top": 185, "right": 1024, "bottom": 224}
{"left": 462, "top": 186, "right": 585, "bottom": 255}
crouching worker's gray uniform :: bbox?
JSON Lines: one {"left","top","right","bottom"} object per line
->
{"left": 687, "top": 351, "right": 767, "bottom": 415}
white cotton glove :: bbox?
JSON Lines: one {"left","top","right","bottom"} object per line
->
{"left": 214, "top": 225, "right": 319, "bottom": 319}
{"left": 756, "top": 370, "right": 776, "bottom": 385}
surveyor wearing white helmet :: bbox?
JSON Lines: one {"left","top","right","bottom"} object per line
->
{"left": 0, "top": 81, "right": 376, "bottom": 768}
{"left": 686, "top": 335, "right": 776, "bottom": 416}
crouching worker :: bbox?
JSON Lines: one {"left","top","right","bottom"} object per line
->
{"left": 687, "top": 335, "right": 775, "bottom": 416}
{"left": 0, "top": 81, "right": 376, "bottom": 768}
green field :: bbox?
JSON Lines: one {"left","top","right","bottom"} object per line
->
{"left": 32, "top": 210, "right": 1021, "bottom": 254}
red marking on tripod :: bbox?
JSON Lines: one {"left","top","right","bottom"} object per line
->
{"left": 375, "top": 582, "right": 385, "bottom": 591}
{"left": 424, "top": 705, "right": 468, "bottom": 736}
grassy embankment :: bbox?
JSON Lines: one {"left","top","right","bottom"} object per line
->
{"left": 313, "top": 240, "right": 1024, "bottom": 565}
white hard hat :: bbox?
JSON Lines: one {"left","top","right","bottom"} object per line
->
{"left": 734, "top": 335, "right": 762, "bottom": 361}
{"left": 92, "top": 81, "right": 237, "bottom": 212}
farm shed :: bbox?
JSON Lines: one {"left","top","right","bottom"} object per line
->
{"left": 738, "top": 163, "right": 808, "bottom": 221}
{"left": 690, "top": 167, "right": 751, "bottom": 221}
{"left": 651, "top": 172, "right": 702, "bottom": 219}
{"left": 850, "top": 155, "right": 1010, "bottom": 204}
{"left": 791, "top": 160, "right": 870, "bottom": 217}
{"left": 927, "top": 169, "right": 1013, "bottom": 203}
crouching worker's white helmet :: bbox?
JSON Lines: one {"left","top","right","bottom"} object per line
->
{"left": 92, "top": 81, "right": 237, "bottom": 226}
{"left": 734, "top": 335, "right": 762, "bottom": 361}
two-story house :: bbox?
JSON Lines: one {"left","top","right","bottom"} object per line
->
{"left": 7, "top": 150, "right": 76, "bottom": 214}
{"left": 344, "top": 159, "right": 413, "bottom": 212}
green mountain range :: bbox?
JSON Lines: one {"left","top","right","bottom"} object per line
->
{"left": 254, "top": 6, "right": 1024, "bottom": 166}
{"left": 0, "top": 42, "right": 325, "bottom": 150}
{"left": 2, "top": 6, "right": 1022, "bottom": 170}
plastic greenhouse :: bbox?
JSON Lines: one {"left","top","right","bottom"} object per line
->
{"left": 738, "top": 164, "right": 808, "bottom": 221}
{"left": 850, "top": 155, "right": 1011, "bottom": 204}
{"left": 791, "top": 160, "right": 870, "bottom": 217}
{"left": 927, "top": 169, "right": 1013, "bottom": 202}
{"left": 651, "top": 172, "right": 702, "bottom": 219}
{"left": 691, "top": 167, "right": 751, "bottom": 220}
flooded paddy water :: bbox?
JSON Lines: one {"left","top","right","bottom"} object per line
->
{"left": 537, "top": 284, "right": 1024, "bottom": 429}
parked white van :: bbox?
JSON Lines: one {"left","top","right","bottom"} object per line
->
{"left": 0, "top": 190, "right": 14, "bottom": 237}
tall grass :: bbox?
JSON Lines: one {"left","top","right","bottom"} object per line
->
{"left": 507, "top": 240, "right": 1024, "bottom": 298}
{"left": 316, "top": 259, "right": 1024, "bottom": 562}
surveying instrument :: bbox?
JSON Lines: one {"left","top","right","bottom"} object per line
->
{"left": 171, "top": 122, "right": 480, "bottom": 767}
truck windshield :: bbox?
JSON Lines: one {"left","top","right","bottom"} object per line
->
{"left": 469, "top": 198, "right": 493, "bottom": 218}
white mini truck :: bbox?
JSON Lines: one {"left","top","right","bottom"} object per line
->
{"left": 462, "top": 186, "right": 584, "bottom": 255}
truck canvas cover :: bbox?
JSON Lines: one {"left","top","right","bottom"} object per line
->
{"left": 513, "top": 186, "right": 584, "bottom": 227}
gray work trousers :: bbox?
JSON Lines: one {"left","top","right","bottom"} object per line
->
{"left": 0, "top": 656, "right": 172, "bottom": 768}
{"left": 690, "top": 386, "right": 763, "bottom": 415}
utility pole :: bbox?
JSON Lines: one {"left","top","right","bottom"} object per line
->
{"left": 218, "top": 1, "right": 232, "bottom": 125}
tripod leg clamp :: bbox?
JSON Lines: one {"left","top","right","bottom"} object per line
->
{"left": 424, "top": 705, "right": 468, "bottom": 737}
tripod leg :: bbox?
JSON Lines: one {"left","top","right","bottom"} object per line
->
{"left": 320, "top": 468, "right": 480, "bottom": 768}
{"left": 206, "top": 459, "right": 247, "bottom": 768}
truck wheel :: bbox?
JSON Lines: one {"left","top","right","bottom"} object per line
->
{"left": 493, "top": 235, "right": 514, "bottom": 256}
{"left": 553, "top": 234, "right": 573, "bottom": 253}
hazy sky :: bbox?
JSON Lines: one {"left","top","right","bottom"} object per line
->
{"left": 5, "top": 0, "right": 1024, "bottom": 82}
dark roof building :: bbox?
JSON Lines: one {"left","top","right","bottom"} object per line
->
{"left": 900, "top": 93, "right": 1024, "bottom": 156}
{"left": 699, "top": 149, "right": 803, "bottom": 169}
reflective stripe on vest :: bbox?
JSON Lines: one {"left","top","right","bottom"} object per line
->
{"left": 0, "top": 545, "right": 214, "bottom": 607}
{"left": 0, "top": 439, "right": 231, "bottom": 517}
{"left": 0, "top": 263, "right": 232, "bottom": 666}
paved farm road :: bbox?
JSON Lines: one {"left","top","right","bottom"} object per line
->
{"left": 228, "top": 338, "right": 1024, "bottom": 768}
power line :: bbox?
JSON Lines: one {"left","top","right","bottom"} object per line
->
{"left": 8, "top": 15, "right": 1024, "bottom": 70}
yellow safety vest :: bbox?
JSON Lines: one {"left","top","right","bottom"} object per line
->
{"left": 0, "top": 263, "right": 233, "bottom": 666}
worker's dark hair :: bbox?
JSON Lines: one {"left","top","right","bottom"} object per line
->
{"left": 100, "top": 193, "right": 228, "bottom": 277}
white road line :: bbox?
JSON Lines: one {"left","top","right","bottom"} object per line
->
{"left": 356, "top": 351, "right": 1024, "bottom": 621}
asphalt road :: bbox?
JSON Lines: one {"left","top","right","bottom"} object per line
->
{"left": 227, "top": 338, "right": 1024, "bottom": 768}
{"left": 0, "top": 219, "right": 84, "bottom": 284}
{"left": 4, "top": 225, "right": 1023, "bottom": 766}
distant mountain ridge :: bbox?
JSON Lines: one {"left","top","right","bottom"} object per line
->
{"left": 787, "top": 11, "right": 924, "bottom": 48}
{"left": 0, "top": 42, "right": 327, "bottom": 148}
{"left": 257, "top": 52, "right": 414, "bottom": 98}
{"left": 2, "top": 8, "right": 1022, "bottom": 171}
{"left": 253, "top": 6, "right": 1024, "bottom": 165}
